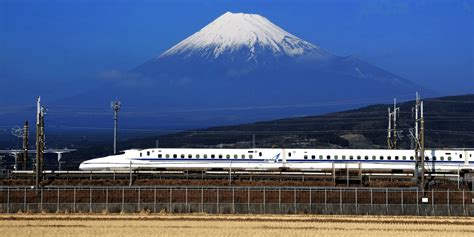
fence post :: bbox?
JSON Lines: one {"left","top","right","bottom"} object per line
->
{"left": 137, "top": 188, "right": 141, "bottom": 212}
{"left": 248, "top": 187, "right": 250, "bottom": 214}
{"left": 339, "top": 188, "right": 342, "bottom": 214}
{"left": 309, "top": 188, "right": 312, "bottom": 214}
{"left": 401, "top": 189, "right": 404, "bottom": 214}
{"left": 169, "top": 187, "right": 172, "bottom": 213}
{"left": 355, "top": 188, "right": 358, "bottom": 214}
{"left": 73, "top": 187, "right": 76, "bottom": 213}
{"left": 431, "top": 189, "right": 434, "bottom": 215}
{"left": 294, "top": 188, "right": 297, "bottom": 214}
{"left": 462, "top": 190, "right": 465, "bottom": 216}
{"left": 24, "top": 187, "right": 27, "bottom": 212}
{"left": 6, "top": 187, "right": 9, "bottom": 214}
{"left": 106, "top": 188, "right": 108, "bottom": 213}
{"left": 232, "top": 187, "right": 235, "bottom": 214}
{"left": 89, "top": 187, "right": 92, "bottom": 213}
{"left": 263, "top": 188, "right": 266, "bottom": 214}
{"left": 385, "top": 189, "right": 388, "bottom": 214}
{"left": 447, "top": 189, "right": 450, "bottom": 216}
{"left": 370, "top": 189, "right": 373, "bottom": 212}
{"left": 57, "top": 188, "right": 60, "bottom": 213}
{"left": 153, "top": 187, "right": 156, "bottom": 213}
{"left": 216, "top": 187, "right": 219, "bottom": 214}
{"left": 278, "top": 188, "right": 281, "bottom": 213}
{"left": 185, "top": 187, "right": 188, "bottom": 213}
{"left": 324, "top": 189, "right": 327, "bottom": 213}
{"left": 38, "top": 188, "right": 43, "bottom": 212}
{"left": 121, "top": 187, "right": 124, "bottom": 213}
{"left": 201, "top": 187, "right": 203, "bottom": 213}
{"left": 416, "top": 189, "right": 419, "bottom": 215}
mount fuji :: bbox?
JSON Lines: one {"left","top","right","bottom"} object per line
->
{"left": 73, "top": 12, "right": 424, "bottom": 128}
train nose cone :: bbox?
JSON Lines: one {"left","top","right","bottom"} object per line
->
{"left": 79, "top": 162, "right": 88, "bottom": 171}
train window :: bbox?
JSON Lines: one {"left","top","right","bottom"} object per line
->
{"left": 181, "top": 154, "right": 185, "bottom": 158}
{"left": 402, "top": 156, "right": 406, "bottom": 160}
{"left": 342, "top": 155, "right": 346, "bottom": 160}
{"left": 357, "top": 156, "right": 361, "bottom": 160}
{"left": 327, "top": 155, "right": 331, "bottom": 160}
{"left": 425, "top": 156, "right": 429, "bottom": 161}
{"left": 226, "top": 155, "right": 230, "bottom": 159}
{"left": 196, "top": 154, "right": 200, "bottom": 159}
{"left": 319, "top": 155, "right": 323, "bottom": 160}
{"left": 242, "top": 155, "right": 245, "bottom": 159}
{"left": 234, "top": 154, "right": 238, "bottom": 159}
{"left": 440, "top": 156, "right": 444, "bottom": 161}
{"left": 372, "top": 156, "right": 376, "bottom": 160}
{"left": 173, "top": 154, "right": 177, "bottom": 158}
{"left": 259, "top": 152, "right": 262, "bottom": 156}
{"left": 433, "top": 156, "right": 437, "bottom": 161}
{"left": 387, "top": 156, "right": 391, "bottom": 160}
{"left": 147, "top": 151, "right": 150, "bottom": 156}
{"left": 249, "top": 155, "right": 253, "bottom": 159}
{"left": 166, "top": 154, "right": 170, "bottom": 158}
{"left": 158, "top": 154, "right": 162, "bottom": 158}
{"left": 410, "top": 156, "right": 414, "bottom": 160}
{"left": 140, "top": 153, "right": 142, "bottom": 157}
{"left": 380, "top": 156, "right": 384, "bottom": 160}
{"left": 395, "top": 156, "right": 399, "bottom": 160}
{"left": 349, "top": 156, "right": 354, "bottom": 160}
{"left": 211, "top": 154, "right": 215, "bottom": 159}
{"left": 448, "top": 156, "right": 452, "bottom": 161}
{"left": 364, "top": 156, "right": 368, "bottom": 160}
{"left": 304, "top": 155, "right": 308, "bottom": 159}
{"left": 459, "top": 154, "right": 463, "bottom": 158}
{"left": 311, "top": 155, "right": 316, "bottom": 159}
{"left": 188, "top": 154, "right": 192, "bottom": 158}
{"left": 219, "top": 154, "right": 223, "bottom": 159}
{"left": 288, "top": 152, "right": 292, "bottom": 157}
{"left": 204, "top": 154, "right": 208, "bottom": 158}
{"left": 334, "top": 155, "right": 338, "bottom": 160}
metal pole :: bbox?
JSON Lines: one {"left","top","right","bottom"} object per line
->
{"left": 309, "top": 188, "right": 312, "bottom": 214}
{"left": 201, "top": 187, "right": 203, "bottom": 213}
{"left": 185, "top": 187, "right": 188, "bottom": 213}
{"left": 355, "top": 188, "right": 358, "bottom": 213}
{"left": 385, "top": 189, "right": 388, "bottom": 213}
{"left": 416, "top": 189, "right": 419, "bottom": 215}
{"left": 324, "top": 189, "right": 327, "bottom": 212}
{"left": 401, "top": 189, "right": 404, "bottom": 214}
{"left": 111, "top": 101, "right": 121, "bottom": 154}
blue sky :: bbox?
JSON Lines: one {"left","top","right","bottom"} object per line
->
{"left": 1, "top": 0, "right": 473, "bottom": 104}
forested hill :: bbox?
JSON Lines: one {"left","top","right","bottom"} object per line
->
{"left": 125, "top": 94, "right": 474, "bottom": 150}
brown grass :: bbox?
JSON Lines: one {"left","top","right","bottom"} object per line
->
{"left": 0, "top": 214, "right": 473, "bottom": 237}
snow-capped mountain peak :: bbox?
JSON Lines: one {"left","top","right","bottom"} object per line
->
{"left": 160, "top": 12, "right": 330, "bottom": 60}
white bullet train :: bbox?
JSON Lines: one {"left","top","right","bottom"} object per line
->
{"left": 79, "top": 148, "right": 474, "bottom": 173}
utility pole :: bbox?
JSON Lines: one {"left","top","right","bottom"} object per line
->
{"left": 22, "top": 121, "right": 28, "bottom": 170}
{"left": 35, "top": 97, "right": 45, "bottom": 190}
{"left": 413, "top": 93, "right": 426, "bottom": 195}
{"left": 387, "top": 98, "right": 399, "bottom": 149}
{"left": 111, "top": 101, "right": 121, "bottom": 154}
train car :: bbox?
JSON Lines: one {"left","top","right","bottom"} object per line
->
{"left": 79, "top": 148, "right": 474, "bottom": 173}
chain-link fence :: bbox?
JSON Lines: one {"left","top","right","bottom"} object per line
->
{"left": 0, "top": 186, "right": 473, "bottom": 216}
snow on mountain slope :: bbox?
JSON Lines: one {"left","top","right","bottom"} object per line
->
{"left": 160, "top": 12, "right": 332, "bottom": 60}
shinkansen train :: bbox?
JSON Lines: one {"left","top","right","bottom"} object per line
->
{"left": 79, "top": 148, "right": 474, "bottom": 173}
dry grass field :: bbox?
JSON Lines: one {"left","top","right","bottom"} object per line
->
{"left": 0, "top": 214, "right": 473, "bottom": 237}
